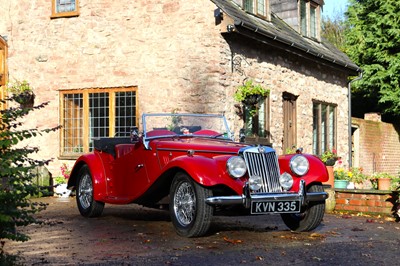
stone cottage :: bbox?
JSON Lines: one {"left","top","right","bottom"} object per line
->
{"left": 0, "top": 0, "right": 359, "bottom": 176}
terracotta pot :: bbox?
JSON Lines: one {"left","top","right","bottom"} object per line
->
{"left": 378, "top": 178, "right": 391, "bottom": 190}
{"left": 323, "top": 166, "right": 335, "bottom": 188}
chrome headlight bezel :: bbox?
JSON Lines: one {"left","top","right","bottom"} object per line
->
{"left": 279, "top": 172, "right": 294, "bottom": 191}
{"left": 289, "top": 154, "right": 309, "bottom": 176}
{"left": 226, "top": 156, "right": 247, "bottom": 179}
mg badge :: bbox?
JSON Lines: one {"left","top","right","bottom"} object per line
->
{"left": 258, "top": 145, "right": 264, "bottom": 153}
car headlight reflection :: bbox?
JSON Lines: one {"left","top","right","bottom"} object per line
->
{"left": 279, "top": 172, "right": 294, "bottom": 191}
{"left": 290, "top": 154, "right": 309, "bottom": 176}
{"left": 226, "top": 156, "right": 247, "bottom": 178}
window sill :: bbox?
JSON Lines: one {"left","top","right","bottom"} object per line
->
{"left": 50, "top": 11, "right": 79, "bottom": 19}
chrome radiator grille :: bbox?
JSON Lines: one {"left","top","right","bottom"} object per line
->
{"left": 243, "top": 148, "right": 282, "bottom": 193}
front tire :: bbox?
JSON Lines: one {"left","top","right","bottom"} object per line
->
{"left": 280, "top": 183, "right": 325, "bottom": 232}
{"left": 170, "top": 172, "right": 213, "bottom": 237}
{"left": 76, "top": 165, "right": 104, "bottom": 217}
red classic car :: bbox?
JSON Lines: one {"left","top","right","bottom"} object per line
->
{"left": 67, "top": 113, "right": 329, "bottom": 237}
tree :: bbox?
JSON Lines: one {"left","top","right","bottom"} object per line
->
{"left": 344, "top": 0, "right": 400, "bottom": 121}
{"left": 0, "top": 88, "right": 59, "bottom": 263}
{"left": 322, "top": 12, "right": 347, "bottom": 52}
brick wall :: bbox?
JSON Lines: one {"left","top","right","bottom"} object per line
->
{"left": 352, "top": 117, "right": 400, "bottom": 176}
{"left": 335, "top": 190, "right": 396, "bottom": 215}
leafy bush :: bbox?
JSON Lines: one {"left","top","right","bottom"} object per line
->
{"left": 0, "top": 94, "right": 59, "bottom": 258}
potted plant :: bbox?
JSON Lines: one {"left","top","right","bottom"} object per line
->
{"left": 6, "top": 79, "right": 35, "bottom": 107}
{"left": 372, "top": 172, "right": 395, "bottom": 191}
{"left": 234, "top": 79, "right": 269, "bottom": 116}
{"left": 348, "top": 167, "right": 370, "bottom": 189}
{"left": 333, "top": 167, "right": 350, "bottom": 189}
{"left": 320, "top": 149, "right": 340, "bottom": 188}
{"left": 53, "top": 163, "right": 71, "bottom": 197}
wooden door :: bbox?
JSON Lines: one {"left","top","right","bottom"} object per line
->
{"left": 283, "top": 92, "right": 298, "bottom": 152}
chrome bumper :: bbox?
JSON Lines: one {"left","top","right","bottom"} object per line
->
{"left": 205, "top": 180, "right": 328, "bottom": 208}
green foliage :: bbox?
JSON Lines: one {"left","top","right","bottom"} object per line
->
{"left": 6, "top": 80, "right": 32, "bottom": 95}
{"left": 322, "top": 13, "right": 347, "bottom": 52}
{"left": 234, "top": 79, "right": 270, "bottom": 102}
{"left": 345, "top": 0, "right": 400, "bottom": 119}
{"left": 319, "top": 149, "right": 339, "bottom": 166}
{"left": 0, "top": 95, "right": 60, "bottom": 252}
{"left": 234, "top": 80, "right": 269, "bottom": 116}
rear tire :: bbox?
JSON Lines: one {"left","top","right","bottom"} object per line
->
{"left": 76, "top": 165, "right": 104, "bottom": 217}
{"left": 280, "top": 183, "right": 325, "bottom": 232}
{"left": 170, "top": 172, "right": 213, "bottom": 237}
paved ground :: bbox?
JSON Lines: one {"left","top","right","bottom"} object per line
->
{"left": 4, "top": 196, "right": 400, "bottom": 265}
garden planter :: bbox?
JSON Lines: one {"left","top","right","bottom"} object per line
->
{"left": 334, "top": 180, "right": 348, "bottom": 189}
{"left": 323, "top": 166, "right": 335, "bottom": 188}
{"left": 324, "top": 188, "right": 336, "bottom": 213}
{"left": 54, "top": 183, "right": 71, "bottom": 197}
{"left": 378, "top": 178, "right": 391, "bottom": 190}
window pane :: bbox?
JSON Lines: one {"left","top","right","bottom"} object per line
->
{"left": 257, "top": 0, "right": 266, "bottom": 16}
{"left": 115, "top": 91, "right": 137, "bottom": 137}
{"left": 321, "top": 104, "right": 327, "bottom": 153}
{"left": 57, "top": 0, "right": 76, "bottom": 13}
{"left": 300, "top": 0, "right": 307, "bottom": 36}
{"left": 310, "top": 6, "right": 316, "bottom": 38}
{"left": 244, "top": 0, "right": 253, "bottom": 13}
{"left": 89, "top": 92, "right": 109, "bottom": 151}
{"left": 312, "top": 103, "right": 319, "bottom": 155}
{"left": 63, "top": 93, "right": 83, "bottom": 153}
{"left": 328, "top": 106, "right": 335, "bottom": 149}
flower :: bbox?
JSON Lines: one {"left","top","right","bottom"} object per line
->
{"left": 60, "top": 163, "right": 71, "bottom": 179}
{"left": 334, "top": 167, "right": 351, "bottom": 181}
{"left": 320, "top": 149, "right": 340, "bottom": 166}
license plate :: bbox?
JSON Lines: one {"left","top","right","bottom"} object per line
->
{"left": 251, "top": 200, "right": 301, "bottom": 214}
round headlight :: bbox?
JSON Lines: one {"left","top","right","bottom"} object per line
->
{"left": 290, "top": 155, "right": 309, "bottom": 176}
{"left": 249, "top": 175, "right": 263, "bottom": 191}
{"left": 279, "top": 172, "right": 294, "bottom": 191}
{"left": 226, "top": 156, "right": 247, "bottom": 178}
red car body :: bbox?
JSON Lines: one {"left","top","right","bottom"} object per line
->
{"left": 68, "top": 113, "right": 329, "bottom": 237}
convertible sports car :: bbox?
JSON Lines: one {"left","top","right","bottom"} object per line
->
{"left": 67, "top": 113, "right": 329, "bottom": 237}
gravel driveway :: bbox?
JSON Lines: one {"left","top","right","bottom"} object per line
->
{"left": 4, "top": 196, "right": 400, "bottom": 265}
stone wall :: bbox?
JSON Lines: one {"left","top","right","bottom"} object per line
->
{"left": 0, "top": 0, "right": 351, "bottom": 176}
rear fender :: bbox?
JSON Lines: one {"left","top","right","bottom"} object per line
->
{"left": 67, "top": 152, "right": 110, "bottom": 201}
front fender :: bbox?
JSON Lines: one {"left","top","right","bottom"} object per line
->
{"left": 278, "top": 154, "right": 329, "bottom": 190}
{"left": 165, "top": 155, "right": 244, "bottom": 193}
{"left": 67, "top": 152, "right": 109, "bottom": 201}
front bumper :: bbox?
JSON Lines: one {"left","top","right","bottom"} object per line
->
{"left": 205, "top": 180, "right": 328, "bottom": 209}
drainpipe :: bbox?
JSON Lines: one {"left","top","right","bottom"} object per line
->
{"left": 348, "top": 71, "right": 363, "bottom": 167}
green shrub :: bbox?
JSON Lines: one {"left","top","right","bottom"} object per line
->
{"left": 0, "top": 93, "right": 59, "bottom": 257}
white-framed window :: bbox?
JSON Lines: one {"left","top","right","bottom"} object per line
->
{"left": 51, "top": 0, "right": 79, "bottom": 18}
{"left": 243, "top": 0, "right": 270, "bottom": 20}
{"left": 299, "top": 0, "right": 320, "bottom": 40}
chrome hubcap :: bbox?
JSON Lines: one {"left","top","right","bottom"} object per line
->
{"left": 174, "top": 182, "right": 196, "bottom": 226}
{"left": 78, "top": 173, "right": 93, "bottom": 209}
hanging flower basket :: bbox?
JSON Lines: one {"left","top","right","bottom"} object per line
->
{"left": 234, "top": 79, "right": 270, "bottom": 117}
{"left": 14, "top": 91, "right": 35, "bottom": 107}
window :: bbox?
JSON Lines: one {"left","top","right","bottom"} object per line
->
{"left": 51, "top": 0, "right": 79, "bottom": 18}
{"left": 243, "top": 96, "right": 271, "bottom": 145}
{"left": 243, "top": 0, "right": 270, "bottom": 19}
{"left": 60, "top": 87, "right": 138, "bottom": 158}
{"left": 299, "top": 0, "right": 320, "bottom": 39}
{"left": 312, "top": 102, "right": 336, "bottom": 156}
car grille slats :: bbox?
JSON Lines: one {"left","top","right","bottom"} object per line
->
{"left": 243, "top": 148, "right": 282, "bottom": 193}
